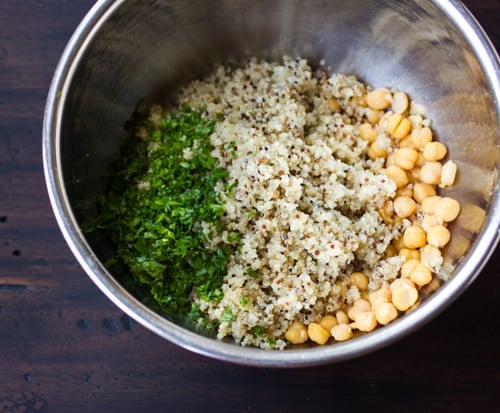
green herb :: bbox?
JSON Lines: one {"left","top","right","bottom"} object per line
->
{"left": 247, "top": 210, "right": 257, "bottom": 220}
{"left": 252, "top": 326, "right": 264, "bottom": 337}
{"left": 221, "top": 307, "right": 235, "bottom": 323}
{"left": 95, "top": 106, "right": 235, "bottom": 319}
{"left": 239, "top": 296, "right": 250, "bottom": 307}
{"left": 246, "top": 267, "right": 258, "bottom": 278}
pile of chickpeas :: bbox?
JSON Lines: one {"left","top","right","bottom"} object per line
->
{"left": 285, "top": 87, "right": 461, "bottom": 346}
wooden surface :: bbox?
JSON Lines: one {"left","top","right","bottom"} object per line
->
{"left": 0, "top": 1, "right": 498, "bottom": 412}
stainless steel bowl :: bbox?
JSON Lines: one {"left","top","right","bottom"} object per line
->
{"left": 43, "top": 0, "right": 500, "bottom": 367}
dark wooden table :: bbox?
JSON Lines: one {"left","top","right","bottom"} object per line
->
{"left": 0, "top": 1, "right": 498, "bottom": 412}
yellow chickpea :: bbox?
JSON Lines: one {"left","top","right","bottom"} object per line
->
{"left": 368, "top": 287, "right": 391, "bottom": 309}
{"left": 285, "top": 321, "right": 309, "bottom": 344}
{"left": 390, "top": 279, "right": 419, "bottom": 311}
{"left": 366, "top": 108, "right": 383, "bottom": 124}
{"left": 403, "top": 225, "right": 427, "bottom": 249}
{"left": 440, "top": 160, "right": 457, "bottom": 188}
{"left": 349, "top": 272, "right": 369, "bottom": 290}
{"left": 375, "top": 302, "right": 399, "bottom": 325}
{"left": 359, "top": 123, "right": 377, "bottom": 142}
{"left": 367, "top": 88, "right": 392, "bottom": 110}
{"left": 392, "top": 91, "right": 409, "bottom": 114}
{"left": 319, "top": 315, "right": 338, "bottom": 331}
{"left": 331, "top": 324, "right": 353, "bottom": 341}
{"left": 367, "top": 142, "right": 388, "bottom": 160}
{"left": 434, "top": 197, "right": 461, "bottom": 223}
{"left": 401, "top": 258, "right": 420, "bottom": 279}
{"left": 308, "top": 322, "right": 330, "bottom": 345}
{"left": 420, "top": 162, "right": 442, "bottom": 185}
{"left": 385, "top": 165, "right": 409, "bottom": 188}
{"left": 348, "top": 299, "right": 372, "bottom": 321}
{"left": 421, "top": 196, "right": 442, "bottom": 215}
{"left": 426, "top": 225, "right": 451, "bottom": 248}
{"left": 394, "top": 148, "right": 419, "bottom": 170}
{"left": 396, "top": 185, "right": 414, "bottom": 198}
{"left": 410, "top": 263, "right": 433, "bottom": 287}
{"left": 393, "top": 196, "right": 417, "bottom": 218}
{"left": 335, "top": 310, "right": 349, "bottom": 325}
{"left": 420, "top": 244, "right": 443, "bottom": 272}
{"left": 399, "top": 248, "right": 420, "bottom": 261}
{"left": 421, "top": 214, "right": 439, "bottom": 233}
{"left": 354, "top": 311, "right": 378, "bottom": 332}
{"left": 423, "top": 141, "right": 447, "bottom": 161}
{"left": 413, "top": 183, "right": 437, "bottom": 203}
{"left": 410, "top": 126, "right": 432, "bottom": 149}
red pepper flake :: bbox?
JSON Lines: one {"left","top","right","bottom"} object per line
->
{"left": 314, "top": 250, "right": 320, "bottom": 256}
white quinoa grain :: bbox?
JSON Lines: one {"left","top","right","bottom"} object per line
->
{"left": 180, "top": 57, "right": 406, "bottom": 349}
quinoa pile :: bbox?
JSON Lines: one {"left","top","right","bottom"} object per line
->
{"left": 178, "top": 57, "right": 410, "bottom": 349}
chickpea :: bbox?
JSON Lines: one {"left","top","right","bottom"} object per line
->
{"left": 403, "top": 225, "right": 427, "bottom": 249}
{"left": 319, "top": 315, "right": 338, "bottom": 331}
{"left": 367, "top": 141, "right": 388, "bottom": 160}
{"left": 421, "top": 214, "right": 439, "bottom": 232}
{"left": 401, "top": 258, "right": 420, "bottom": 279}
{"left": 385, "top": 165, "right": 409, "bottom": 188}
{"left": 413, "top": 182, "right": 436, "bottom": 203}
{"left": 354, "top": 311, "right": 378, "bottom": 332}
{"left": 393, "top": 118, "right": 412, "bottom": 140}
{"left": 426, "top": 225, "right": 451, "bottom": 248}
{"left": 440, "top": 160, "right": 457, "bottom": 188}
{"left": 348, "top": 299, "right": 372, "bottom": 321}
{"left": 396, "top": 185, "right": 414, "bottom": 198}
{"left": 366, "top": 108, "right": 383, "bottom": 124}
{"left": 394, "top": 148, "right": 419, "bottom": 170}
{"left": 410, "top": 263, "right": 433, "bottom": 286}
{"left": 367, "top": 88, "right": 392, "bottom": 110}
{"left": 399, "top": 136, "right": 415, "bottom": 149}
{"left": 421, "top": 196, "right": 442, "bottom": 215}
{"left": 420, "top": 162, "right": 442, "bottom": 185}
{"left": 392, "top": 91, "right": 409, "bottom": 114}
{"left": 399, "top": 248, "right": 420, "bottom": 261}
{"left": 285, "top": 321, "right": 308, "bottom": 344}
{"left": 375, "top": 302, "right": 399, "bottom": 325}
{"left": 335, "top": 310, "right": 349, "bottom": 325}
{"left": 393, "top": 196, "right": 417, "bottom": 218}
{"left": 349, "top": 272, "right": 369, "bottom": 290}
{"left": 368, "top": 287, "right": 391, "bottom": 309}
{"left": 390, "top": 279, "right": 419, "bottom": 311}
{"left": 410, "top": 127, "right": 432, "bottom": 149}
{"left": 359, "top": 123, "right": 377, "bottom": 142}
{"left": 423, "top": 141, "right": 447, "bottom": 161}
{"left": 434, "top": 197, "right": 461, "bottom": 223}
{"left": 308, "top": 322, "right": 330, "bottom": 345}
{"left": 331, "top": 324, "right": 353, "bottom": 341}
{"left": 420, "top": 244, "right": 443, "bottom": 272}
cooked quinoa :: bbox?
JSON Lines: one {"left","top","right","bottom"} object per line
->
{"left": 177, "top": 57, "right": 412, "bottom": 349}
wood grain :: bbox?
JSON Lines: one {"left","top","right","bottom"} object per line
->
{"left": 0, "top": 1, "right": 498, "bottom": 412}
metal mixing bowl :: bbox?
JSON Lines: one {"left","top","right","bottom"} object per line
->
{"left": 43, "top": 0, "right": 500, "bottom": 367}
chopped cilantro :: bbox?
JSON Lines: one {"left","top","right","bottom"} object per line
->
{"left": 246, "top": 267, "right": 258, "bottom": 278}
{"left": 252, "top": 326, "right": 264, "bottom": 337}
{"left": 94, "top": 106, "right": 236, "bottom": 320}
{"left": 239, "top": 296, "right": 250, "bottom": 307}
{"left": 221, "top": 307, "right": 235, "bottom": 323}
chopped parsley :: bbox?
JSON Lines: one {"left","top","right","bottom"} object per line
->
{"left": 94, "top": 106, "right": 237, "bottom": 320}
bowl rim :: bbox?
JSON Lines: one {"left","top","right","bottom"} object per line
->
{"left": 43, "top": 0, "right": 500, "bottom": 367}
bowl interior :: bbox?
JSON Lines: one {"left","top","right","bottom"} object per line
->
{"left": 51, "top": 0, "right": 499, "bottom": 364}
